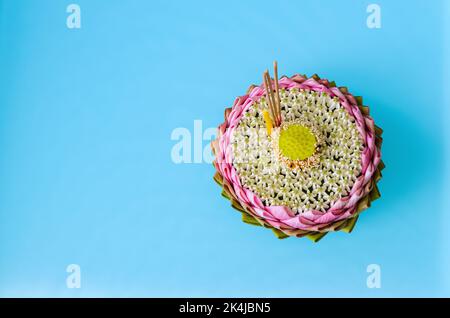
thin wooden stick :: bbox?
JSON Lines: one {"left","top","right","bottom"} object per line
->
{"left": 273, "top": 61, "right": 281, "bottom": 125}
{"left": 265, "top": 71, "right": 278, "bottom": 126}
{"left": 262, "top": 72, "right": 271, "bottom": 119}
{"left": 263, "top": 71, "right": 276, "bottom": 123}
{"left": 271, "top": 63, "right": 279, "bottom": 125}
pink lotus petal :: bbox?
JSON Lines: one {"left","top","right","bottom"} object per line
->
{"left": 264, "top": 205, "right": 296, "bottom": 220}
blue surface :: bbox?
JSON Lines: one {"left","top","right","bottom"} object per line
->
{"left": 0, "top": 0, "right": 449, "bottom": 297}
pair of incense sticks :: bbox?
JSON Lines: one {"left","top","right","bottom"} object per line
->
{"left": 263, "top": 61, "right": 282, "bottom": 128}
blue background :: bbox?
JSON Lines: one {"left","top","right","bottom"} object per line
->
{"left": 0, "top": 0, "right": 449, "bottom": 297}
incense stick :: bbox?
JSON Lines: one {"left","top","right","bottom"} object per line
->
{"left": 263, "top": 71, "right": 276, "bottom": 124}
{"left": 273, "top": 61, "right": 281, "bottom": 125}
{"left": 266, "top": 71, "right": 279, "bottom": 126}
{"left": 263, "top": 62, "right": 283, "bottom": 127}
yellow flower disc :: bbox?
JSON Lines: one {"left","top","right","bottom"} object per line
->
{"left": 279, "top": 124, "right": 317, "bottom": 161}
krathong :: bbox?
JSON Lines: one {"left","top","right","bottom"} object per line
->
{"left": 211, "top": 62, "right": 384, "bottom": 241}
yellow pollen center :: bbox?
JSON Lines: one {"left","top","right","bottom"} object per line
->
{"left": 279, "top": 124, "right": 317, "bottom": 161}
